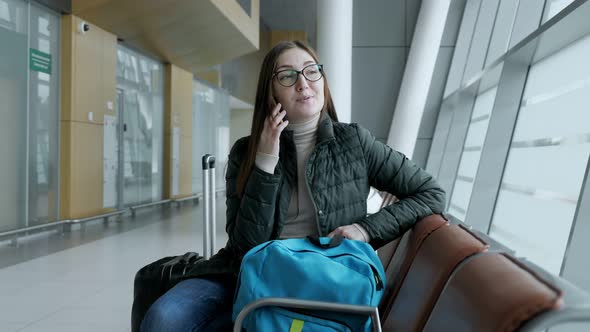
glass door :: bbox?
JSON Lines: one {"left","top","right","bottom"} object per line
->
{"left": 116, "top": 88, "right": 124, "bottom": 209}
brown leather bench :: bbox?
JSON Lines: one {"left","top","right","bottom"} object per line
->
{"left": 377, "top": 214, "right": 448, "bottom": 316}
{"left": 422, "top": 252, "right": 563, "bottom": 332}
{"left": 373, "top": 194, "right": 589, "bottom": 331}
{"left": 381, "top": 223, "right": 489, "bottom": 331}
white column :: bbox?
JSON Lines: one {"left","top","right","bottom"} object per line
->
{"left": 387, "top": 0, "right": 451, "bottom": 158}
{"left": 316, "top": 0, "right": 353, "bottom": 123}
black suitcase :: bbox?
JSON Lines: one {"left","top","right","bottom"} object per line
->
{"left": 131, "top": 155, "right": 217, "bottom": 331}
{"left": 131, "top": 252, "right": 203, "bottom": 332}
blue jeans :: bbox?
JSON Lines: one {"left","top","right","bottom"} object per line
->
{"left": 140, "top": 278, "right": 234, "bottom": 332}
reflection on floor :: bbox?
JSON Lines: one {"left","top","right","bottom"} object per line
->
{"left": 0, "top": 198, "right": 228, "bottom": 332}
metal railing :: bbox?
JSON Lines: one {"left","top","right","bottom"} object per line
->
{"left": 69, "top": 210, "right": 127, "bottom": 224}
{"left": 0, "top": 189, "right": 221, "bottom": 244}
{"left": 171, "top": 193, "right": 203, "bottom": 207}
{"left": 0, "top": 154, "right": 221, "bottom": 246}
{"left": 0, "top": 198, "right": 172, "bottom": 244}
{"left": 0, "top": 219, "right": 70, "bottom": 238}
{"left": 129, "top": 199, "right": 171, "bottom": 217}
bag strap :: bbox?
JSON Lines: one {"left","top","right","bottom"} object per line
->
{"left": 307, "top": 235, "right": 345, "bottom": 249}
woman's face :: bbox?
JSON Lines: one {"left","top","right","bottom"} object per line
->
{"left": 272, "top": 48, "right": 325, "bottom": 123}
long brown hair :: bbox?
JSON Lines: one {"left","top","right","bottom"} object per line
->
{"left": 236, "top": 40, "right": 339, "bottom": 195}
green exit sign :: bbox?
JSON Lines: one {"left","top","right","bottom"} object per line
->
{"left": 29, "top": 48, "right": 52, "bottom": 74}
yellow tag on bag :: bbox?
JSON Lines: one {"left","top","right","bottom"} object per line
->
{"left": 289, "top": 319, "right": 304, "bottom": 332}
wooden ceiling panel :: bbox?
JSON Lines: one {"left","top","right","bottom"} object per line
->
{"left": 117, "top": 0, "right": 214, "bottom": 39}
{"left": 72, "top": 0, "right": 111, "bottom": 13}
{"left": 72, "top": 0, "right": 259, "bottom": 71}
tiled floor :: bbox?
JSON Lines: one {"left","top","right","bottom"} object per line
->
{"left": 0, "top": 199, "right": 228, "bottom": 332}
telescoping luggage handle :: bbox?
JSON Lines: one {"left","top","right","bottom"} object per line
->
{"left": 202, "top": 154, "right": 216, "bottom": 260}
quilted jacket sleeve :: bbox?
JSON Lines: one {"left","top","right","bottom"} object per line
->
{"left": 225, "top": 138, "right": 282, "bottom": 259}
{"left": 353, "top": 125, "right": 446, "bottom": 248}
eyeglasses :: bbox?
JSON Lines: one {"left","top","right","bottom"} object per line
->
{"left": 273, "top": 64, "right": 324, "bottom": 87}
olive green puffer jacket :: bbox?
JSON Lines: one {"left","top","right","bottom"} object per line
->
{"left": 184, "top": 113, "right": 446, "bottom": 281}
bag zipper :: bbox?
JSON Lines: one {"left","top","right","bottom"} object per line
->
{"left": 369, "top": 264, "right": 384, "bottom": 291}
{"left": 277, "top": 248, "right": 384, "bottom": 291}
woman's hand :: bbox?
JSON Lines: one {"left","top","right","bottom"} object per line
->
{"left": 257, "top": 103, "right": 289, "bottom": 156}
{"left": 327, "top": 224, "right": 370, "bottom": 242}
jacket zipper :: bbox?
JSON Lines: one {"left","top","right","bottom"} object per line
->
{"left": 289, "top": 123, "right": 333, "bottom": 237}
{"left": 304, "top": 144, "right": 325, "bottom": 236}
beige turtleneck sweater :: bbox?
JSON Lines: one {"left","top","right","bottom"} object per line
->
{"left": 255, "top": 112, "right": 370, "bottom": 241}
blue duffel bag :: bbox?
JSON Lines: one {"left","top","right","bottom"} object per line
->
{"left": 232, "top": 235, "right": 386, "bottom": 331}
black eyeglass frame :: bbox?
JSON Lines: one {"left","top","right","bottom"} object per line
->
{"left": 272, "top": 64, "right": 324, "bottom": 87}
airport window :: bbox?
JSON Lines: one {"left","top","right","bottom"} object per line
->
{"left": 0, "top": 0, "right": 60, "bottom": 232}
{"left": 192, "top": 80, "right": 230, "bottom": 194}
{"left": 28, "top": 2, "right": 60, "bottom": 225}
{"left": 485, "top": 0, "right": 520, "bottom": 65}
{"left": 544, "top": 0, "right": 577, "bottom": 22}
{"left": 448, "top": 87, "right": 497, "bottom": 221}
{"left": 488, "top": 33, "right": 590, "bottom": 274}
{"left": 115, "top": 45, "right": 164, "bottom": 206}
